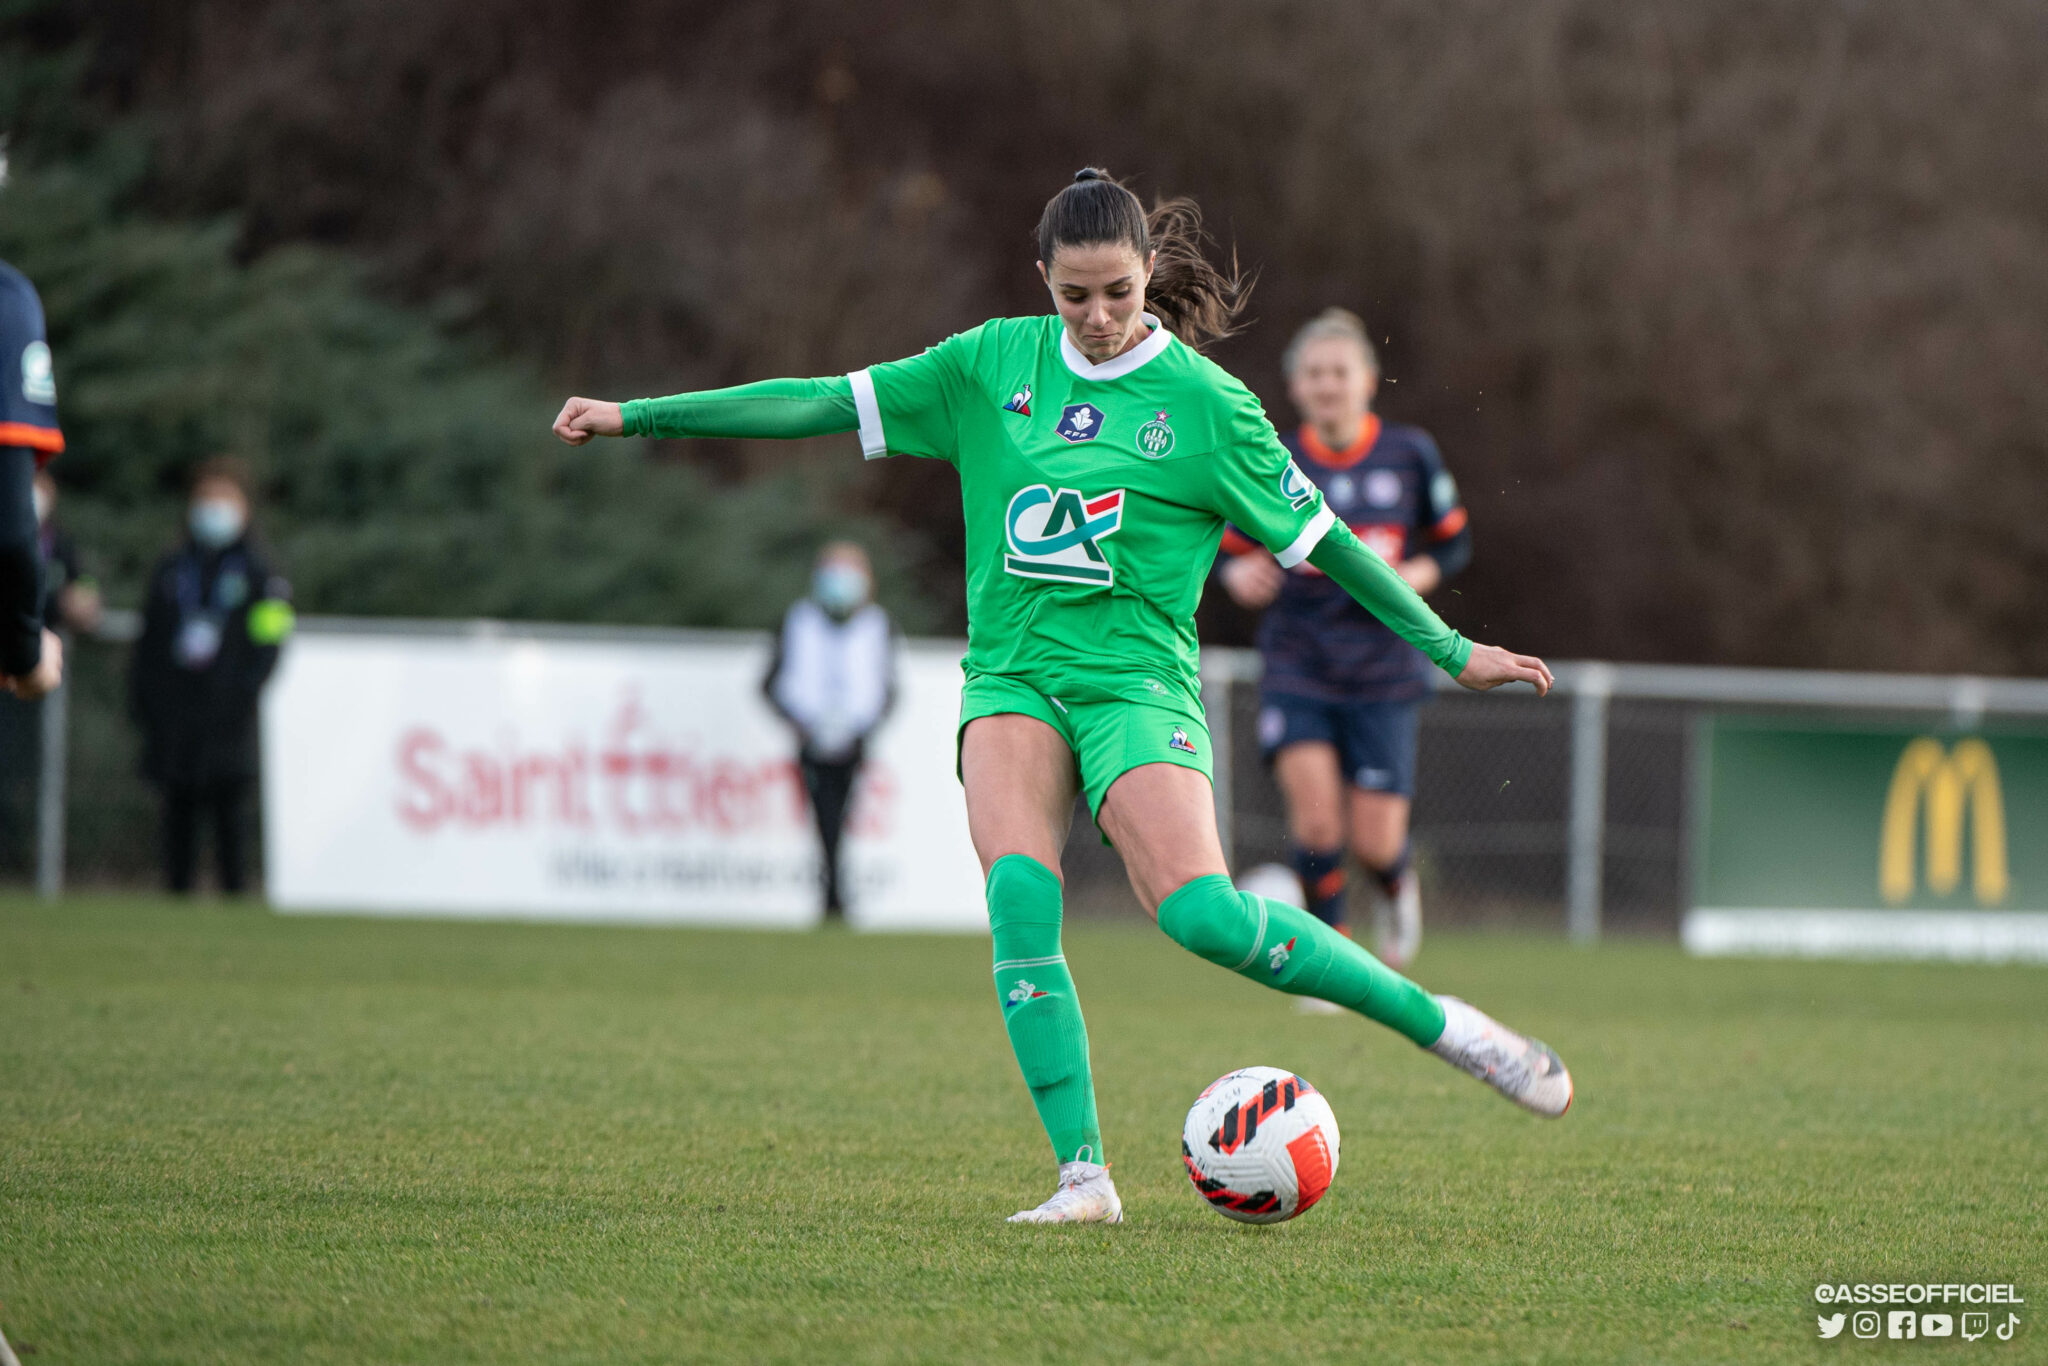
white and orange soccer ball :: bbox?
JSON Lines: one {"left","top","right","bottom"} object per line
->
{"left": 1181, "top": 1066, "right": 1341, "bottom": 1224}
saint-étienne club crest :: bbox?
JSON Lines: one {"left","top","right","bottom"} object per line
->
{"left": 1136, "top": 411, "right": 1175, "bottom": 459}
{"left": 1004, "top": 484, "right": 1125, "bottom": 585}
{"left": 1055, "top": 402, "right": 1105, "bottom": 443}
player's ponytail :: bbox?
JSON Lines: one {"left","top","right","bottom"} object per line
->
{"left": 1036, "top": 168, "right": 1252, "bottom": 351}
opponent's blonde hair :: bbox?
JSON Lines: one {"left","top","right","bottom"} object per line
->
{"left": 1282, "top": 307, "right": 1379, "bottom": 377}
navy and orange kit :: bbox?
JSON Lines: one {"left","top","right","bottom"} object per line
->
{"left": 1223, "top": 414, "right": 1470, "bottom": 795}
{"left": 0, "top": 259, "right": 63, "bottom": 678}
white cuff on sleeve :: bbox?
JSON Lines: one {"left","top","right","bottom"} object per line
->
{"left": 1274, "top": 505, "right": 1337, "bottom": 568}
{"left": 848, "top": 369, "right": 886, "bottom": 460}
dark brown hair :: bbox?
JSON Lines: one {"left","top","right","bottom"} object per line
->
{"left": 190, "top": 455, "right": 253, "bottom": 495}
{"left": 1035, "top": 168, "right": 1251, "bottom": 350}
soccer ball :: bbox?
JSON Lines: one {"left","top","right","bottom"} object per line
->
{"left": 1181, "top": 1066, "right": 1341, "bottom": 1224}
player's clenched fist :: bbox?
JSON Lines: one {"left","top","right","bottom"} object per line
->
{"left": 552, "top": 397, "right": 624, "bottom": 445}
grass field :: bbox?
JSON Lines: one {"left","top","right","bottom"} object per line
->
{"left": 1, "top": 894, "right": 2042, "bottom": 1364}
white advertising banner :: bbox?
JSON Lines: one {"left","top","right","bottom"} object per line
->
{"left": 261, "top": 626, "right": 986, "bottom": 931}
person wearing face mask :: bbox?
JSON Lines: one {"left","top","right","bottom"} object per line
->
{"left": 762, "top": 542, "right": 898, "bottom": 919}
{"left": 129, "top": 458, "right": 295, "bottom": 895}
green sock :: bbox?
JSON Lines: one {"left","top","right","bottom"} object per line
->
{"left": 987, "top": 854, "right": 1103, "bottom": 1165}
{"left": 1156, "top": 873, "right": 1447, "bottom": 1046}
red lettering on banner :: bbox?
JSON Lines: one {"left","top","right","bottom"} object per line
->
{"left": 396, "top": 729, "right": 453, "bottom": 831}
{"left": 393, "top": 690, "right": 894, "bottom": 838}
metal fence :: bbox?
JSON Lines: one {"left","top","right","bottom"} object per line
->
{"left": 8, "top": 620, "right": 2048, "bottom": 934}
{"left": 1191, "top": 651, "right": 2048, "bottom": 938}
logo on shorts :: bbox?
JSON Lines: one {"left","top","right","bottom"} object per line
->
{"left": 1267, "top": 936, "right": 1296, "bottom": 973}
{"left": 1055, "top": 402, "right": 1105, "bottom": 443}
{"left": 1004, "top": 484, "right": 1124, "bottom": 585}
{"left": 1005, "top": 978, "right": 1050, "bottom": 1010}
{"left": 1003, "top": 384, "right": 1032, "bottom": 417}
{"left": 1136, "top": 411, "right": 1176, "bottom": 459}
{"left": 1169, "top": 726, "right": 1198, "bottom": 755}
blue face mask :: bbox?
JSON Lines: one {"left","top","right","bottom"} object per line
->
{"left": 814, "top": 564, "right": 869, "bottom": 615}
{"left": 189, "top": 498, "right": 246, "bottom": 550}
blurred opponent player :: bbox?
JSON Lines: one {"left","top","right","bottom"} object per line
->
{"left": 553, "top": 168, "right": 1570, "bottom": 1225}
{"left": 1218, "top": 309, "right": 1469, "bottom": 970}
{"left": 0, "top": 218, "right": 67, "bottom": 700}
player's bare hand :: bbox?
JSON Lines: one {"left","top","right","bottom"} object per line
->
{"left": 552, "top": 397, "right": 624, "bottom": 445}
{"left": 1220, "top": 550, "right": 1284, "bottom": 609}
{"left": 1454, "top": 642, "right": 1552, "bottom": 696}
{"left": 2, "top": 629, "right": 64, "bottom": 700}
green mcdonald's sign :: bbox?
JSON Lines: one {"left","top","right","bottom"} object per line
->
{"left": 1685, "top": 717, "right": 2048, "bottom": 961}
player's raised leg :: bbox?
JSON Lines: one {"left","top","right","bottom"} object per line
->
{"left": 1101, "top": 762, "right": 1571, "bottom": 1118}
{"left": 962, "top": 713, "right": 1122, "bottom": 1224}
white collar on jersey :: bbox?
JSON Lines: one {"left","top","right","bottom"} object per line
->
{"left": 1059, "top": 312, "right": 1175, "bottom": 381}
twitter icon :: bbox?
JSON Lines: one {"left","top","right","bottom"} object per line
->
{"left": 1817, "top": 1313, "right": 1847, "bottom": 1339}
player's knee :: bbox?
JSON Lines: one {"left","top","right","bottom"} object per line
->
{"left": 1156, "top": 874, "right": 1258, "bottom": 965}
{"left": 986, "top": 852, "right": 1063, "bottom": 936}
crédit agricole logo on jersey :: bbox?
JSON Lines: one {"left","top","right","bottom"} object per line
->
{"left": 1004, "top": 485, "right": 1126, "bottom": 586}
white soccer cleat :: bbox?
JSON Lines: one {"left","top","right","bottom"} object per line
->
{"left": 1428, "top": 995, "right": 1573, "bottom": 1117}
{"left": 1375, "top": 869, "right": 1423, "bottom": 970}
{"left": 1007, "top": 1160, "right": 1124, "bottom": 1224}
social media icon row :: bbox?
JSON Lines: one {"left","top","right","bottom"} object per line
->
{"left": 1820, "top": 1310, "right": 2019, "bottom": 1340}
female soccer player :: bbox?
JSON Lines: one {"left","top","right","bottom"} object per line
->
{"left": 554, "top": 169, "right": 1572, "bottom": 1225}
{"left": 1219, "top": 308, "right": 1470, "bottom": 970}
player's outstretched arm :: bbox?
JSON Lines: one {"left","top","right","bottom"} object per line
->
{"left": 1305, "top": 520, "right": 1549, "bottom": 696}
{"left": 551, "top": 377, "right": 859, "bottom": 447}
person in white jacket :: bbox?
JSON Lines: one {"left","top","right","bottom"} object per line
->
{"left": 763, "top": 542, "right": 898, "bottom": 919}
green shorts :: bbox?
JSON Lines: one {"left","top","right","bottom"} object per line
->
{"left": 956, "top": 672, "right": 1214, "bottom": 821}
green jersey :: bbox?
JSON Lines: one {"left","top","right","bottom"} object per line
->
{"left": 854, "top": 313, "right": 1342, "bottom": 710}
{"left": 619, "top": 313, "right": 1471, "bottom": 707}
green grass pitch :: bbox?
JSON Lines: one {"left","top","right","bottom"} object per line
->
{"left": 1, "top": 894, "right": 2041, "bottom": 1364}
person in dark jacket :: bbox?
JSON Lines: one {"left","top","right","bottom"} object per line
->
{"left": 129, "top": 458, "right": 294, "bottom": 894}
{"left": 762, "top": 542, "right": 898, "bottom": 919}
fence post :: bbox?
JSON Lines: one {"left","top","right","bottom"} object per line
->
{"left": 36, "top": 670, "right": 67, "bottom": 899}
{"left": 1566, "top": 662, "right": 1612, "bottom": 943}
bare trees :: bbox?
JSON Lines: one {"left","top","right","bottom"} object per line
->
{"left": 87, "top": 0, "right": 2048, "bottom": 670}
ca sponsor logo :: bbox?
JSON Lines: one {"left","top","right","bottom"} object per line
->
{"left": 1880, "top": 737, "right": 2008, "bottom": 904}
{"left": 1003, "top": 484, "right": 1124, "bottom": 586}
